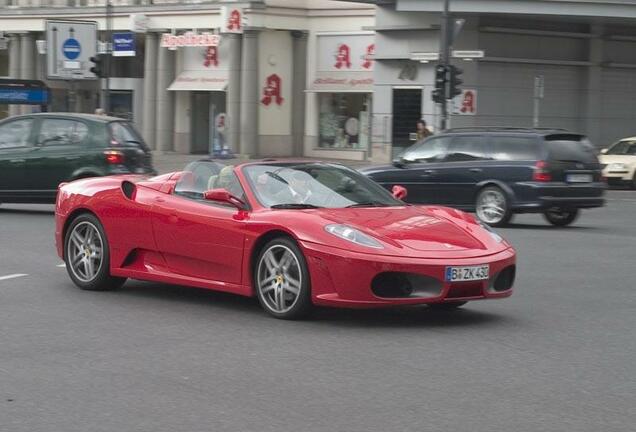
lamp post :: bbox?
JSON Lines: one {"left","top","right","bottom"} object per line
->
{"left": 104, "top": 0, "right": 113, "bottom": 114}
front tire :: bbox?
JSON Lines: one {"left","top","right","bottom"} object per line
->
{"left": 64, "top": 213, "right": 126, "bottom": 291}
{"left": 476, "top": 186, "right": 513, "bottom": 227}
{"left": 254, "top": 237, "right": 312, "bottom": 319}
{"left": 543, "top": 208, "right": 579, "bottom": 227}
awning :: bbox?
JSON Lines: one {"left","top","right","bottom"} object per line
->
{"left": 168, "top": 70, "right": 228, "bottom": 91}
{"left": 307, "top": 71, "right": 373, "bottom": 93}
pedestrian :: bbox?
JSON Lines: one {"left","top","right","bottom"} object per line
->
{"left": 415, "top": 119, "right": 433, "bottom": 140}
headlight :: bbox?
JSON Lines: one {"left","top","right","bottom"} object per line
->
{"left": 325, "top": 224, "right": 383, "bottom": 249}
{"left": 608, "top": 163, "right": 627, "bottom": 170}
{"left": 478, "top": 221, "right": 504, "bottom": 243}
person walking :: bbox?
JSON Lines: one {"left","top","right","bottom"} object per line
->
{"left": 415, "top": 119, "right": 433, "bottom": 140}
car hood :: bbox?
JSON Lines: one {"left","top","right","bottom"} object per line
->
{"left": 600, "top": 154, "right": 636, "bottom": 165}
{"left": 272, "top": 205, "right": 510, "bottom": 258}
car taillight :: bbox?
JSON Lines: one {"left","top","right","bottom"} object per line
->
{"left": 104, "top": 150, "right": 125, "bottom": 164}
{"left": 533, "top": 160, "right": 552, "bottom": 182}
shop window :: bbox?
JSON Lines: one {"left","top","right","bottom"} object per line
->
{"left": 318, "top": 93, "right": 371, "bottom": 150}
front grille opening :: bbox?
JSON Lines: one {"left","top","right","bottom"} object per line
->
{"left": 447, "top": 282, "right": 483, "bottom": 298}
{"left": 492, "top": 265, "right": 516, "bottom": 292}
{"left": 371, "top": 272, "right": 442, "bottom": 299}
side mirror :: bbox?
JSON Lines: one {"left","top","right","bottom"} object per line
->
{"left": 203, "top": 188, "right": 245, "bottom": 209}
{"left": 392, "top": 157, "right": 406, "bottom": 168}
{"left": 392, "top": 185, "right": 408, "bottom": 200}
{"left": 600, "top": 148, "right": 608, "bottom": 154}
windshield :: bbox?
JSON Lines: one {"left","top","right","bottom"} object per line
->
{"left": 606, "top": 140, "right": 636, "bottom": 155}
{"left": 243, "top": 163, "right": 405, "bottom": 209}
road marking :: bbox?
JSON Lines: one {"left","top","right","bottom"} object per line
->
{"left": 0, "top": 274, "right": 28, "bottom": 281}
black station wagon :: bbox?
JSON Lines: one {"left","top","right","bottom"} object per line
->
{"left": 360, "top": 128, "right": 606, "bottom": 227}
{"left": 0, "top": 113, "right": 156, "bottom": 204}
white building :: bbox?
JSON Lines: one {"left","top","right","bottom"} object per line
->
{"left": 0, "top": 0, "right": 375, "bottom": 160}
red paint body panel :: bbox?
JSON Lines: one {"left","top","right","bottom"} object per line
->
{"left": 55, "top": 165, "right": 517, "bottom": 308}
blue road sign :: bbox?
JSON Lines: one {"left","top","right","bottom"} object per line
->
{"left": 112, "top": 32, "right": 135, "bottom": 57}
{"left": 62, "top": 38, "right": 81, "bottom": 60}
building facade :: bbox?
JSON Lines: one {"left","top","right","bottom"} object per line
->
{"left": 0, "top": 0, "right": 375, "bottom": 160}
{"left": 350, "top": 0, "right": 636, "bottom": 162}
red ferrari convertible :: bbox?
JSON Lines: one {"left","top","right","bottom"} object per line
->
{"left": 55, "top": 160, "right": 516, "bottom": 319}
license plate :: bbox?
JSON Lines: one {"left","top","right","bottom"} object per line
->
{"left": 445, "top": 265, "right": 489, "bottom": 282}
{"left": 567, "top": 174, "right": 592, "bottom": 183}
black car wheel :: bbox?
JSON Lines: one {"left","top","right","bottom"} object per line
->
{"left": 254, "top": 237, "right": 312, "bottom": 320}
{"left": 543, "top": 208, "right": 579, "bottom": 227}
{"left": 476, "top": 186, "right": 513, "bottom": 227}
{"left": 631, "top": 173, "right": 636, "bottom": 190}
{"left": 64, "top": 213, "right": 126, "bottom": 291}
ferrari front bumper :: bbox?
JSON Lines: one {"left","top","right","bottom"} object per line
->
{"left": 300, "top": 241, "right": 516, "bottom": 308}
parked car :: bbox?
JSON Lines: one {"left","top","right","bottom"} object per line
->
{"left": 360, "top": 128, "right": 606, "bottom": 227}
{"left": 599, "top": 137, "right": 636, "bottom": 189}
{"left": 55, "top": 160, "right": 515, "bottom": 319}
{"left": 0, "top": 113, "right": 155, "bottom": 204}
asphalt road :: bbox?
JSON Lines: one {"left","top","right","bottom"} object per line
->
{"left": 1, "top": 190, "right": 635, "bottom": 432}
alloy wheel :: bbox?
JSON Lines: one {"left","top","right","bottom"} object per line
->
{"left": 477, "top": 189, "right": 507, "bottom": 225}
{"left": 257, "top": 245, "right": 302, "bottom": 314}
{"left": 67, "top": 221, "right": 104, "bottom": 283}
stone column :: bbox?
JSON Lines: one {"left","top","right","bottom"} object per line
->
{"left": 225, "top": 33, "right": 242, "bottom": 156}
{"left": 240, "top": 30, "right": 259, "bottom": 157}
{"left": 155, "top": 43, "right": 175, "bottom": 152}
{"left": 142, "top": 32, "right": 158, "bottom": 149}
{"left": 8, "top": 34, "right": 21, "bottom": 117}
{"left": 585, "top": 24, "right": 603, "bottom": 146}
{"left": 19, "top": 33, "right": 36, "bottom": 114}
{"left": 291, "top": 31, "right": 308, "bottom": 157}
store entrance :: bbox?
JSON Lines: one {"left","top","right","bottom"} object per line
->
{"left": 191, "top": 91, "right": 227, "bottom": 155}
{"left": 392, "top": 89, "right": 422, "bottom": 156}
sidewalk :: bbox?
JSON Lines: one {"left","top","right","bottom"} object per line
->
{"left": 151, "top": 151, "right": 373, "bottom": 174}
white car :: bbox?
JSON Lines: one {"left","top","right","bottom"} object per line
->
{"left": 600, "top": 138, "right": 636, "bottom": 189}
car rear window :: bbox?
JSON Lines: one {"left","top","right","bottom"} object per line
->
{"left": 109, "top": 122, "right": 149, "bottom": 150}
{"left": 489, "top": 136, "right": 541, "bottom": 161}
{"left": 545, "top": 134, "right": 597, "bottom": 162}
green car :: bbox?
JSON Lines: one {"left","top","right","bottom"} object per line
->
{"left": 0, "top": 113, "right": 156, "bottom": 204}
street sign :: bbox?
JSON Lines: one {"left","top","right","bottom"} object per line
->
{"left": 112, "top": 32, "right": 135, "bottom": 57}
{"left": 46, "top": 20, "right": 98, "bottom": 80}
{"left": 452, "top": 50, "right": 485, "bottom": 59}
{"left": 130, "top": 14, "right": 149, "bottom": 33}
{"left": 411, "top": 52, "right": 440, "bottom": 62}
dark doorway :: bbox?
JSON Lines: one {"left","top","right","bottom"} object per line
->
{"left": 392, "top": 88, "right": 422, "bottom": 155}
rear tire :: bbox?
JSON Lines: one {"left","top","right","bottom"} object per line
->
{"left": 428, "top": 301, "right": 467, "bottom": 310}
{"left": 64, "top": 213, "right": 126, "bottom": 291}
{"left": 476, "top": 186, "right": 513, "bottom": 227}
{"left": 631, "top": 173, "right": 636, "bottom": 190}
{"left": 254, "top": 237, "right": 312, "bottom": 320}
{"left": 543, "top": 208, "right": 579, "bottom": 227}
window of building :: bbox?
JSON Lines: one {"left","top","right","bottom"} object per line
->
{"left": 318, "top": 93, "right": 371, "bottom": 150}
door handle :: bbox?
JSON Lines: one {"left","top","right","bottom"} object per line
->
{"left": 469, "top": 168, "right": 483, "bottom": 173}
{"left": 421, "top": 169, "right": 436, "bottom": 176}
{"left": 10, "top": 159, "right": 26, "bottom": 163}
{"left": 155, "top": 197, "right": 166, "bottom": 203}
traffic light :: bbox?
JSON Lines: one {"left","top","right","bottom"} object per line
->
{"left": 449, "top": 65, "right": 464, "bottom": 98}
{"left": 432, "top": 64, "right": 448, "bottom": 104}
{"left": 89, "top": 55, "right": 104, "bottom": 78}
